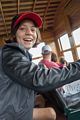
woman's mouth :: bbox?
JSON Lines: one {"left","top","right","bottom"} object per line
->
{"left": 23, "top": 38, "right": 33, "bottom": 42}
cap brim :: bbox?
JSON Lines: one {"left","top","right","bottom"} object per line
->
{"left": 13, "top": 12, "right": 42, "bottom": 28}
{"left": 42, "top": 51, "right": 51, "bottom": 55}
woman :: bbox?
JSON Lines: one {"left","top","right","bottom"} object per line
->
{"left": 0, "top": 11, "right": 80, "bottom": 120}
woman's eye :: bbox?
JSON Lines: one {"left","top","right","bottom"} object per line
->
{"left": 19, "top": 27, "right": 25, "bottom": 31}
{"left": 31, "top": 28, "right": 36, "bottom": 32}
{"left": 19, "top": 26, "right": 36, "bottom": 32}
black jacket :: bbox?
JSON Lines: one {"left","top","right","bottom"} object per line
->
{"left": 0, "top": 42, "right": 80, "bottom": 120}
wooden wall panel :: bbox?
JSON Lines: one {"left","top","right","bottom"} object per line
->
{"left": 0, "top": 39, "right": 6, "bottom": 46}
{"left": 54, "top": 13, "right": 66, "bottom": 37}
{"left": 49, "top": 42, "right": 58, "bottom": 57}
{"left": 53, "top": 0, "right": 80, "bottom": 37}
{"left": 41, "top": 30, "right": 55, "bottom": 43}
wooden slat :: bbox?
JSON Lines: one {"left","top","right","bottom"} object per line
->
{"left": 1, "top": 0, "right": 15, "bottom": 2}
{"left": 49, "top": 3, "right": 60, "bottom": 7}
{"left": 33, "top": 0, "right": 37, "bottom": 11}
{"left": 18, "top": 0, "right": 20, "bottom": 14}
{"left": 45, "top": 16, "right": 55, "bottom": 20}
{"left": 34, "top": 4, "right": 47, "bottom": 8}
{"left": 48, "top": 7, "right": 58, "bottom": 11}
{"left": 19, "top": 6, "right": 33, "bottom": 10}
{"left": 43, "top": 0, "right": 51, "bottom": 31}
{"left": 0, "top": 1, "right": 8, "bottom": 37}
{"left": 36, "top": 1, "right": 48, "bottom": 4}
{"left": 3, "top": 7, "right": 17, "bottom": 11}
{"left": 46, "top": 12, "right": 56, "bottom": 15}
{"left": 4, "top": 16, "right": 13, "bottom": 21}
{"left": 20, "top": 1, "right": 33, "bottom": 5}
{"left": 4, "top": 11, "right": 17, "bottom": 16}
{"left": 46, "top": 19, "right": 55, "bottom": 23}
{"left": 34, "top": 9, "right": 45, "bottom": 13}
{"left": 1, "top": 3, "right": 17, "bottom": 7}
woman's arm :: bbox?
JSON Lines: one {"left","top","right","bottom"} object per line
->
{"left": 2, "top": 43, "right": 80, "bottom": 92}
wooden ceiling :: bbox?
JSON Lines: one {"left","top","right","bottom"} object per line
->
{"left": 0, "top": 0, "right": 71, "bottom": 41}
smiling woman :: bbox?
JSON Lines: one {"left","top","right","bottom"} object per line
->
{"left": 0, "top": 11, "right": 57, "bottom": 120}
{"left": 10, "top": 12, "right": 42, "bottom": 48}
{"left": 1, "top": 11, "right": 80, "bottom": 120}
{"left": 15, "top": 20, "right": 37, "bottom": 49}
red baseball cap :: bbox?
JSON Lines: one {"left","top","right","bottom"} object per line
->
{"left": 13, "top": 12, "right": 43, "bottom": 29}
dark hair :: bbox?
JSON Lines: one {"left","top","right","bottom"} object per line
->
{"left": 11, "top": 14, "right": 20, "bottom": 35}
{"left": 33, "top": 28, "right": 41, "bottom": 47}
{"left": 51, "top": 52, "right": 58, "bottom": 62}
{"left": 59, "top": 57, "right": 67, "bottom": 64}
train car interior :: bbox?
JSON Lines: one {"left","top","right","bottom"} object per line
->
{"left": 0, "top": 0, "right": 80, "bottom": 120}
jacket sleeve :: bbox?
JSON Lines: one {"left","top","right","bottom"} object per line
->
{"left": 2, "top": 43, "right": 80, "bottom": 92}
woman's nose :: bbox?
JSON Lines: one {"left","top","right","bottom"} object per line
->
{"left": 25, "top": 27, "right": 32, "bottom": 34}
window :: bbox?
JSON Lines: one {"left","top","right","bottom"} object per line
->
{"left": 58, "top": 39, "right": 62, "bottom": 51}
{"left": 58, "top": 34, "right": 73, "bottom": 62}
{"left": 72, "top": 27, "right": 80, "bottom": 59}
{"left": 32, "top": 58, "right": 42, "bottom": 65}
{"left": 77, "top": 47, "right": 80, "bottom": 59}
{"left": 58, "top": 28, "right": 80, "bottom": 61}
{"left": 59, "top": 34, "right": 71, "bottom": 50}
{"left": 63, "top": 51, "right": 74, "bottom": 62}
{"left": 29, "top": 42, "right": 45, "bottom": 64}
{"left": 72, "top": 28, "right": 80, "bottom": 45}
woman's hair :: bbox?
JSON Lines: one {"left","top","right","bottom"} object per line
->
{"left": 59, "top": 56, "right": 67, "bottom": 64}
{"left": 33, "top": 28, "right": 42, "bottom": 47}
{"left": 51, "top": 52, "right": 58, "bottom": 62}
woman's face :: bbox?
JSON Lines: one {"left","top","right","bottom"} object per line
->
{"left": 16, "top": 20, "right": 37, "bottom": 49}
